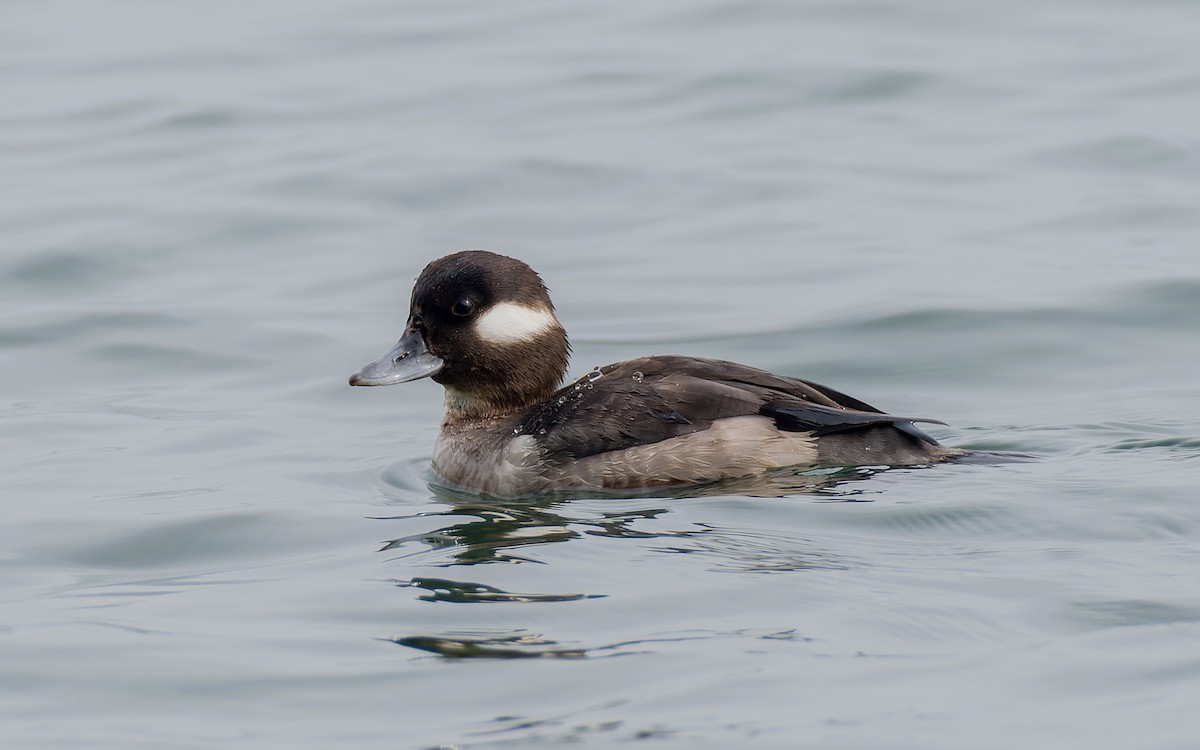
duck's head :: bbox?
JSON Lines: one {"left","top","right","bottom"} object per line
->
{"left": 349, "top": 250, "right": 571, "bottom": 419}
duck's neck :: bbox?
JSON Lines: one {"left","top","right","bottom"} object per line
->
{"left": 441, "top": 379, "right": 561, "bottom": 424}
{"left": 437, "top": 327, "right": 571, "bottom": 424}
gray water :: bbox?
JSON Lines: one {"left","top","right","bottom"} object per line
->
{"left": 4, "top": 1, "right": 1200, "bottom": 747}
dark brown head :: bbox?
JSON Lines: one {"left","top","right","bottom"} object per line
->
{"left": 349, "top": 250, "right": 571, "bottom": 418}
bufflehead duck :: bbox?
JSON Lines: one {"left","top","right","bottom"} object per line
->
{"left": 350, "top": 250, "right": 963, "bottom": 496}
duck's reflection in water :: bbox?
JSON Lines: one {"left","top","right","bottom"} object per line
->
{"left": 378, "top": 468, "right": 879, "bottom": 566}
{"left": 377, "top": 469, "right": 887, "bottom": 658}
{"left": 379, "top": 488, "right": 697, "bottom": 566}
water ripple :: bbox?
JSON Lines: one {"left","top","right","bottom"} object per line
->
{"left": 398, "top": 577, "right": 604, "bottom": 604}
{"left": 390, "top": 627, "right": 808, "bottom": 660}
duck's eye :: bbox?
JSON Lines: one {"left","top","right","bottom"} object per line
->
{"left": 450, "top": 298, "right": 475, "bottom": 317}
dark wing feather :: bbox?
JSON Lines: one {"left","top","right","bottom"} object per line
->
{"left": 762, "top": 401, "right": 945, "bottom": 445}
{"left": 792, "top": 378, "right": 886, "bottom": 414}
{"left": 520, "top": 364, "right": 697, "bottom": 461}
{"left": 782, "top": 376, "right": 944, "bottom": 445}
{"left": 528, "top": 356, "right": 947, "bottom": 459}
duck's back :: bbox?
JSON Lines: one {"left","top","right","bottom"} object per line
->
{"left": 502, "top": 356, "right": 957, "bottom": 493}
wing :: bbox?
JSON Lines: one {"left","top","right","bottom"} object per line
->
{"left": 517, "top": 360, "right": 699, "bottom": 461}
{"left": 524, "top": 356, "right": 945, "bottom": 460}
{"left": 761, "top": 401, "right": 945, "bottom": 445}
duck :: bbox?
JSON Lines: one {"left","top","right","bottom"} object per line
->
{"left": 349, "top": 250, "right": 963, "bottom": 497}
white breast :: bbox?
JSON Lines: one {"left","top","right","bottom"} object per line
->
{"left": 432, "top": 430, "right": 547, "bottom": 496}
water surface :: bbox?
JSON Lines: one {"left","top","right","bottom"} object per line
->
{"left": 3, "top": 1, "right": 1200, "bottom": 748}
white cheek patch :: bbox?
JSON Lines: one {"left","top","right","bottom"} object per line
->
{"left": 474, "top": 302, "right": 559, "bottom": 344}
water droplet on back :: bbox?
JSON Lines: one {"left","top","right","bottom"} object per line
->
{"left": 587, "top": 367, "right": 603, "bottom": 383}
{"left": 631, "top": 371, "right": 644, "bottom": 382}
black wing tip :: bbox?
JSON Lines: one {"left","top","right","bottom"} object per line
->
{"left": 763, "top": 402, "right": 947, "bottom": 446}
{"left": 894, "top": 419, "right": 941, "bottom": 446}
